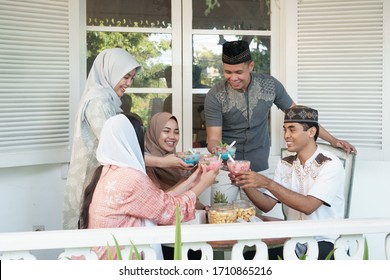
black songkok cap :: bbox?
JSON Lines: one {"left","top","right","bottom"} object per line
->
{"left": 284, "top": 106, "right": 318, "bottom": 124}
{"left": 222, "top": 40, "right": 252, "bottom": 65}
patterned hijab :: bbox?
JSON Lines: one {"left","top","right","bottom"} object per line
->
{"left": 96, "top": 114, "right": 145, "bottom": 173}
{"left": 76, "top": 48, "right": 141, "bottom": 130}
{"left": 144, "top": 112, "right": 184, "bottom": 191}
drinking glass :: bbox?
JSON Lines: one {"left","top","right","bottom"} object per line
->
{"left": 176, "top": 151, "right": 200, "bottom": 176}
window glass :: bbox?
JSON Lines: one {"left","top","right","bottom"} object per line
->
{"left": 192, "top": 35, "right": 270, "bottom": 87}
{"left": 192, "top": 35, "right": 270, "bottom": 147}
{"left": 87, "top": 32, "right": 172, "bottom": 88}
{"left": 122, "top": 93, "right": 171, "bottom": 128}
{"left": 193, "top": 0, "right": 270, "bottom": 30}
{"left": 87, "top": 0, "right": 171, "bottom": 28}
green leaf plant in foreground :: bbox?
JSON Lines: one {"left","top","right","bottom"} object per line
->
{"left": 363, "top": 237, "right": 369, "bottom": 260}
{"left": 173, "top": 204, "right": 182, "bottom": 260}
{"left": 324, "top": 236, "right": 369, "bottom": 260}
{"left": 106, "top": 235, "right": 141, "bottom": 260}
{"left": 107, "top": 204, "right": 182, "bottom": 260}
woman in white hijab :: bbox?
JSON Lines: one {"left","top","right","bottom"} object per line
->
{"left": 63, "top": 48, "right": 141, "bottom": 230}
{"left": 79, "top": 114, "right": 218, "bottom": 259}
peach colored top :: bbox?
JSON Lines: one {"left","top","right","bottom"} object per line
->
{"left": 88, "top": 165, "right": 196, "bottom": 259}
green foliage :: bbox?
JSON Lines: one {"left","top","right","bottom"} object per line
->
{"left": 299, "top": 254, "right": 307, "bottom": 260}
{"left": 193, "top": 48, "right": 223, "bottom": 86}
{"left": 112, "top": 235, "right": 123, "bottom": 260}
{"left": 277, "top": 236, "right": 369, "bottom": 260}
{"left": 86, "top": 30, "right": 171, "bottom": 87}
{"left": 213, "top": 191, "right": 228, "bottom": 204}
{"left": 174, "top": 204, "right": 182, "bottom": 260}
{"left": 128, "top": 93, "right": 170, "bottom": 128}
{"left": 106, "top": 205, "right": 182, "bottom": 260}
{"left": 204, "top": 0, "right": 221, "bottom": 16}
{"left": 106, "top": 241, "right": 113, "bottom": 260}
{"left": 87, "top": 29, "right": 172, "bottom": 127}
{"left": 363, "top": 237, "right": 369, "bottom": 260}
{"left": 106, "top": 235, "right": 141, "bottom": 260}
{"left": 324, "top": 248, "right": 336, "bottom": 260}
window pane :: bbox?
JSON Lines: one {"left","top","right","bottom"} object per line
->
{"left": 87, "top": 0, "right": 171, "bottom": 28}
{"left": 192, "top": 35, "right": 271, "bottom": 148}
{"left": 193, "top": 0, "right": 270, "bottom": 30}
{"left": 122, "top": 93, "right": 171, "bottom": 128}
{"left": 87, "top": 32, "right": 172, "bottom": 88}
{"left": 193, "top": 35, "right": 271, "bottom": 86}
{"left": 193, "top": 94, "right": 207, "bottom": 148}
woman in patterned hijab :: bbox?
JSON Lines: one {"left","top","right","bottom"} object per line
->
{"left": 63, "top": 48, "right": 141, "bottom": 230}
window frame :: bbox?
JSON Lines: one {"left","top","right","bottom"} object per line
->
{"left": 182, "top": 0, "right": 280, "bottom": 153}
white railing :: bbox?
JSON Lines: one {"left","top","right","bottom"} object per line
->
{"left": 1, "top": 218, "right": 389, "bottom": 260}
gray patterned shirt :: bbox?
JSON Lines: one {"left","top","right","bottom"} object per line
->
{"left": 205, "top": 73, "right": 293, "bottom": 171}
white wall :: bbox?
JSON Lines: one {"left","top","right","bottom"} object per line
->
{"left": 0, "top": 165, "right": 66, "bottom": 233}
{"left": 350, "top": 159, "right": 390, "bottom": 219}
{"left": 349, "top": 159, "right": 390, "bottom": 260}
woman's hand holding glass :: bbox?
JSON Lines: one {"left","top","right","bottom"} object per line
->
{"left": 164, "top": 153, "right": 194, "bottom": 170}
{"left": 187, "top": 164, "right": 219, "bottom": 196}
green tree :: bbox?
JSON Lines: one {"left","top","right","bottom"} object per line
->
{"left": 87, "top": 31, "right": 171, "bottom": 87}
{"left": 87, "top": 30, "right": 171, "bottom": 126}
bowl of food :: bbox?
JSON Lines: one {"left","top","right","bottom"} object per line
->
{"left": 199, "top": 154, "right": 223, "bottom": 171}
{"left": 227, "top": 160, "right": 251, "bottom": 173}
{"left": 208, "top": 203, "right": 237, "bottom": 224}
{"left": 233, "top": 200, "right": 256, "bottom": 222}
{"left": 214, "top": 143, "right": 236, "bottom": 161}
{"left": 176, "top": 151, "right": 200, "bottom": 165}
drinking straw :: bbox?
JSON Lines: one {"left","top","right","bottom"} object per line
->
{"left": 228, "top": 154, "right": 235, "bottom": 162}
{"left": 229, "top": 140, "right": 236, "bottom": 147}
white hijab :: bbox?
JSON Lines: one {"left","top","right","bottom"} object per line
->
{"left": 96, "top": 114, "right": 145, "bottom": 172}
{"left": 96, "top": 114, "right": 163, "bottom": 259}
{"left": 77, "top": 48, "right": 141, "bottom": 124}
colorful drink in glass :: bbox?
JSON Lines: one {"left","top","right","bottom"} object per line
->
{"left": 199, "top": 154, "right": 222, "bottom": 171}
{"left": 176, "top": 151, "right": 200, "bottom": 165}
{"left": 227, "top": 160, "right": 251, "bottom": 173}
{"left": 214, "top": 144, "right": 236, "bottom": 161}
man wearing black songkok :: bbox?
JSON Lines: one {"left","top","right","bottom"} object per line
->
{"left": 233, "top": 105, "right": 345, "bottom": 260}
{"left": 204, "top": 40, "right": 357, "bottom": 172}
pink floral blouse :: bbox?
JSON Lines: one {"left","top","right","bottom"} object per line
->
{"left": 88, "top": 165, "right": 197, "bottom": 259}
{"left": 89, "top": 165, "right": 197, "bottom": 228}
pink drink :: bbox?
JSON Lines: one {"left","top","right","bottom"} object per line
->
{"left": 200, "top": 155, "right": 222, "bottom": 171}
{"left": 227, "top": 160, "right": 251, "bottom": 173}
